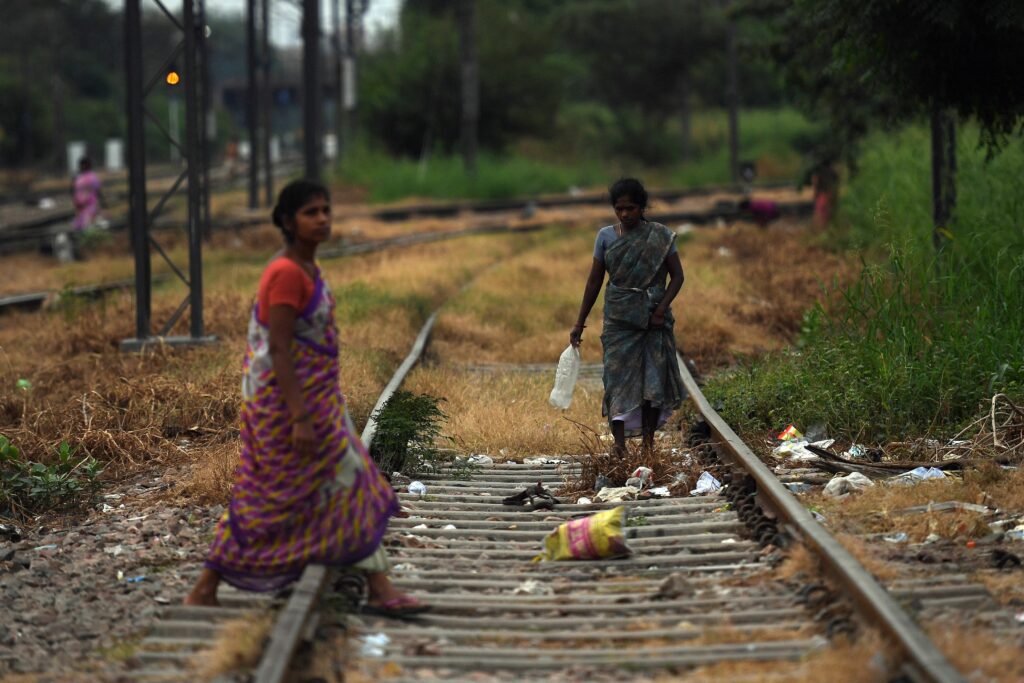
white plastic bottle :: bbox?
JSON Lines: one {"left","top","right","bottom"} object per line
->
{"left": 548, "top": 345, "right": 581, "bottom": 409}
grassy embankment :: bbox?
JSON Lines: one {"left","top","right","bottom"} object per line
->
{"left": 707, "top": 124, "right": 1024, "bottom": 444}
{"left": 338, "top": 108, "right": 816, "bottom": 203}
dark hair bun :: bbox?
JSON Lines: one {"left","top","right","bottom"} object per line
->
{"left": 608, "top": 177, "right": 648, "bottom": 210}
{"left": 270, "top": 179, "right": 330, "bottom": 242}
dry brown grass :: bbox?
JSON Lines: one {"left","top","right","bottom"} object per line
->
{"left": 972, "top": 570, "right": 1024, "bottom": 607}
{"left": 403, "top": 365, "right": 605, "bottom": 457}
{"left": 192, "top": 611, "right": 273, "bottom": 680}
{"left": 806, "top": 465, "right": 1024, "bottom": 542}
{"left": 928, "top": 622, "right": 1024, "bottom": 683}
{"left": 0, "top": 229, "right": 533, "bottom": 497}
{"left": 678, "top": 629, "right": 897, "bottom": 683}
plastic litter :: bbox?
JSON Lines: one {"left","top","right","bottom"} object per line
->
{"left": 548, "top": 345, "right": 581, "bottom": 409}
{"left": 594, "top": 474, "right": 611, "bottom": 491}
{"left": 535, "top": 506, "right": 631, "bottom": 562}
{"left": 442, "top": 524, "right": 457, "bottom": 530}
{"left": 126, "top": 576, "right": 145, "bottom": 583}
{"left": 777, "top": 425, "right": 802, "bottom": 441}
{"left": 360, "top": 633, "right": 391, "bottom": 658}
{"left": 844, "top": 444, "right": 868, "bottom": 459}
{"left": 625, "top": 476, "right": 643, "bottom": 489}
{"left": 512, "top": 579, "right": 552, "bottom": 595}
{"left": 890, "top": 467, "right": 946, "bottom": 485}
{"left": 467, "top": 454, "right": 494, "bottom": 467}
{"left": 33, "top": 544, "right": 58, "bottom": 552}
{"left": 647, "top": 486, "right": 671, "bottom": 497}
{"left": 823, "top": 472, "right": 875, "bottom": 498}
{"left": 810, "top": 509, "right": 827, "bottom": 524}
{"left": 785, "top": 482, "right": 813, "bottom": 494}
{"left": 15, "top": 379, "right": 31, "bottom": 392}
{"left": 690, "top": 472, "right": 722, "bottom": 496}
{"left": 924, "top": 533, "right": 941, "bottom": 544}
{"left": 595, "top": 486, "right": 640, "bottom": 503}
{"left": 524, "top": 457, "right": 567, "bottom": 466}
{"left": 1006, "top": 525, "right": 1024, "bottom": 541}
{"left": 407, "top": 481, "right": 427, "bottom": 497}
{"left": 883, "top": 532, "right": 909, "bottom": 543}
{"left": 631, "top": 466, "right": 654, "bottom": 485}
{"left": 898, "top": 501, "right": 991, "bottom": 515}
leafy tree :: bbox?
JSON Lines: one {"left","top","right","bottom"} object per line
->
{"left": 755, "top": 0, "right": 1024, "bottom": 239}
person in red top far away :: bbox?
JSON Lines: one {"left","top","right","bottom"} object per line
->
{"left": 185, "top": 179, "right": 429, "bottom": 618}
{"left": 738, "top": 197, "right": 780, "bottom": 228}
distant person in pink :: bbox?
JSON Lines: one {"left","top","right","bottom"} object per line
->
{"left": 738, "top": 197, "right": 780, "bottom": 229}
{"left": 72, "top": 157, "right": 103, "bottom": 230}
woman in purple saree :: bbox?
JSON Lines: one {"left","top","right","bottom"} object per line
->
{"left": 185, "top": 180, "right": 427, "bottom": 617}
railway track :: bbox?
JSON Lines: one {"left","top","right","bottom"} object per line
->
{"left": 0, "top": 178, "right": 808, "bottom": 256}
{"left": 117, "top": 286, "right": 976, "bottom": 682}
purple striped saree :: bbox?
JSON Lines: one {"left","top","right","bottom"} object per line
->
{"left": 205, "top": 268, "right": 398, "bottom": 591}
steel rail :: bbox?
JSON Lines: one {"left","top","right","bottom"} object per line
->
{"left": 675, "top": 352, "right": 965, "bottom": 683}
{"left": 251, "top": 304, "right": 440, "bottom": 683}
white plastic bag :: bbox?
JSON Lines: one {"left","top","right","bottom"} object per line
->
{"left": 548, "top": 345, "right": 581, "bottom": 409}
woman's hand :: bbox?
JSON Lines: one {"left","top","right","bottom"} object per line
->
{"left": 569, "top": 324, "right": 585, "bottom": 348}
{"left": 293, "top": 419, "right": 317, "bottom": 456}
{"left": 649, "top": 310, "right": 666, "bottom": 328}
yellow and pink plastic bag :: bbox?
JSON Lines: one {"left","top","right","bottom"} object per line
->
{"left": 535, "top": 506, "right": 631, "bottom": 562}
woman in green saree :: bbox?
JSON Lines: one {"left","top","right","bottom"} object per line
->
{"left": 570, "top": 178, "right": 686, "bottom": 455}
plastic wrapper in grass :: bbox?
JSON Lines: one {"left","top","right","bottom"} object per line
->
{"left": 535, "top": 506, "right": 631, "bottom": 562}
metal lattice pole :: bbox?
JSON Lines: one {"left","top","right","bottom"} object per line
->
{"left": 302, "top": 0, "right": 322, "bottom": 181}
{"left": 125, "top": 0, "right": 151, "bottom": 339}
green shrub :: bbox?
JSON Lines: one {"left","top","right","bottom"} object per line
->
{"left": 0, "top": 436, "right": 104, "bottom": 517}
{"left": 707, "top": 124, "right": 1024, "bottom": 442}
{"left": 369, "top": 390, "right": 451, "bottom": 478}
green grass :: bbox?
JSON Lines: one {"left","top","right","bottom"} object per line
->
{"left": 337, "top": 148, "right": 610, "bottom": 203}
{"left": 708, "top": 123, "right": 1024, "bottom": 442}
{"left": 336, "top": 107, "right": 818, "bottom": 202}
{"left": 668, "top": 108, "right": 821, "bottom": 187}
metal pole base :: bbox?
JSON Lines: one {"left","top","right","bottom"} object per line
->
{"left": 120, "top": 335, "right": 218, "bottom": 353}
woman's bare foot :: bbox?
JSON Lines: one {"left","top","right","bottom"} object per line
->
{"left": 184, "top": 568, "right": 221, "bottom": 607}
{"left": 365, "top": 571, "right": 424, "bottom": 609}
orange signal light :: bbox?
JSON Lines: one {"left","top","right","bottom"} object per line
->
{"left": 166, "top": 71, "right": 181, "bottom": 86}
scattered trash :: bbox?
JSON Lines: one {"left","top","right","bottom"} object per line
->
{"left": 647, "top": 486, "right": 671, "bottom": 497}
{"left": 549, "top": 345, "right": 581, "bottom": 409}
{"left": 823, "top": 472, "right": 875, "bottom": 498}
{"left": 924, "top": 533, "right": 941, "bottom": 544}
{"left": 897, "top": 501, "right": 992, "bottom": 515}
{"left": 652, "top": 573, "right": 692, "bottom": 600}
{"left": 594, "top": 474, "right": 611, "bottom": 491}
{"left": 412, "top": 524, "right": 428, "bottom": 530}
{"left": 0, "top": 524, "right": 22, "bottom": 542}
{"left": 631, "top": 466, "right": 653, "bottom": 485}
{"left": 441, "top": 524, "right": 457, "bottom": 530}
{"left": 502, "top": 482, "right": 559, "bottom": 510}
{"left": 576, "top": 497, "right": 593, "bottom": 505}
{"left": 721, "top": 538, "right": 737, "bottom": 544}
{"left": 360, "top": 633, "right": 391, "bottom": 658}
{"left": 1006, "top": 526, "right": 1024, "bottom": 542}
{"left": 625, "top": 476, "right": 643, "bottom": 489}
{"left": 772, "top": 440, "right": 816, "bottom": 461}
{"left": 15, "top": 379, "right": 31, "bottom": 392}
{"left": 512, "top": 579, "right": 552, "bottom": 596}
{"left": 890, "top": 467, "right": 946, "bottom": 485}
{"left": 785, "top": 482, "right": 813, "bottom": 494}
{"left": 844, "top": 444, "right": 868, "bottom": 459}
{"left": 690, "top": 472, "right": 722, "bottom": 496}
{"left": 535, "top": 506, "right": 631, "bottom": 562}
{"left": 810, "top": 509, "right": 828, "bottom": 524}
{"left": 467, "top": 454, "right": 494, "bottom": 467}
{"left": 777, "top": 425, "right": 803, "bottom": 441}
{"left": 992, "top": 549, "right": 1021, "bottom": 570}
{"left": 595, "top": 485, "right": 640, "bottom": 503}
{"left": 523, "top": 457, "right": 567, "bottom": 466}
{"left": 104, "top": 545, "right": 125, "bottom": 556}
{"left": 33, "top": 544, "right": 58, "bottom": 552}
{"left": 883, "top": 532, "right": 909, "bottom": 544}
{"left": 408, "top": 481, "right": 428, "bottom": 497}
{"left": 126, "top": 575, "right": 145, "bottom": 583}
{"left": 804, "top": 424, "right": 827, "bottom": 442}
{"left": 116, "top": 570, "right": 124, "bottom": 581}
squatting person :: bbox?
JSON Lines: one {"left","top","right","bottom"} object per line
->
{"left": 570, "top": 177, "right": 686, "bottom": 456}
{"left": 185, "top": 179, "right": 428, "bottom": 617}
